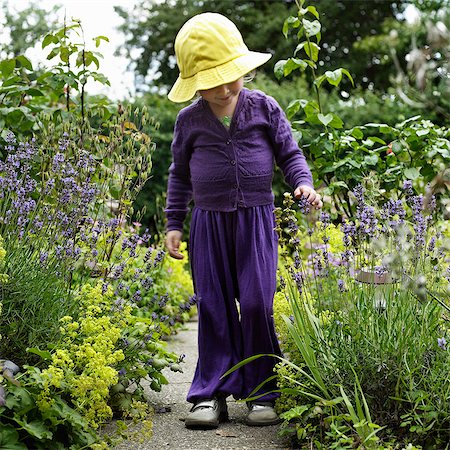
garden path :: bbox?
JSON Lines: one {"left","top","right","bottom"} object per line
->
{"left": 115, "top": 316, "right": 289, "bottom": 450}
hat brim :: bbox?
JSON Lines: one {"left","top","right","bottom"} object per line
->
{"left": 168, "top": 51, "right": 272, "bottom": 103}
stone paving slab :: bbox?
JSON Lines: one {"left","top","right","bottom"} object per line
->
{"left": 114, "top": 318, "right": 290, "bottom": 450}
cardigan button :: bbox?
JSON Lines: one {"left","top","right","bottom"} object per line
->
{"left": 230, "top": 160, "right": 236, "bottom": 165}
{"left": 226, "top": 139, "right": 231, "bottom": 145}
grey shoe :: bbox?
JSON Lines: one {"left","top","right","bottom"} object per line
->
{"left": 185, "top": 398, "right": 228, "bottom": 429}
{"left": 245, "top": 401, "right": 281, "bottom": 426}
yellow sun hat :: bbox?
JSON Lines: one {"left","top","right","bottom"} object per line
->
{"left": 168, "top": 12, "right": 272, "bottom": 103}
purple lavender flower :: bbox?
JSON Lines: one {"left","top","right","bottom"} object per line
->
{"left": 410, "top": 195, "right": 427, "bottom": 248}
{"left": 142, "top": 247, "right": 153, "bottom": 263}
{"left": 141, "top": 276, "right": 153, "bottom": 290}
{"left": 337, "top": 279, "right": 345, "bottom": 292}
{"left": 341, "top": 220, "right": 356, "bottom": 247}
{"left": 292, "top": 271, "right": 303, "bottom": 293}
{"left": 154, "top": 250, "right": 165, "bottom": 266}
{"left": 357, "top": 205, "right": 378, "bottom": 236}
{"left": 188, "top": 294, "right": 198, "bottom": 305}
{"left": 278, "top": 275, "right": 286, "bottom": 290}
{"left": 403, "top": 180, "right": 413, "bottom": 196}
{"left": 158, "top": 294, "right": 169, "bottom": 308}
{"left": 427, "top": 236, "right": 436, "bottom": 253}
{"left": 353, "top": 185, "right": 365, "bottom": 205}
{"left": 112, "top": 263, "right": 126, "bottom": 279}
{"left": 438, "top": 337, "right": 447, "bottom": 350}
{"left": 297, "top": 196, "right": 311, "bottom": 214}
{"left": 40, "top": 251, "right": 48, "bottom": 265}
{"left": 52, "top": 153, "right": 65, "bottom": 171}
{"left": 319, "top": 211, "right": 330, "bottom": 226}
{"left": 132, "top": 290, "right": 142, "bottom": 303}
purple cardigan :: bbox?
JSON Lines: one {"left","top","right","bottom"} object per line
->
{"left": 165, "top": 88, "right": 313, "bottom": 231}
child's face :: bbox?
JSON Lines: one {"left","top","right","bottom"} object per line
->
{"left": 199, "top": 78, "right": 244, "bottom": 108}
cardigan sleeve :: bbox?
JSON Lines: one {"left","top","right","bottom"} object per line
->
{"left": 266, "top": 95, "right": 313, "bottom": 190}
{"left": 165, "top": 114, "right": 193, "bottom": 232}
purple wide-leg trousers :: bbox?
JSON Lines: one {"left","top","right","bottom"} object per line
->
{"left": 187, "top": 204, "right": 281, "bottom": 403}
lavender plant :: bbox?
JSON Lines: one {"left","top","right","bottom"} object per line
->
{"left": 0, "top": 132, "right": 98, "bottom": 363}
{"left": 273, "top": 184, "right": 450, "bottom": 448}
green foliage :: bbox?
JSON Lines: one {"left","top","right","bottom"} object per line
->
{"left": 0, "top": 18, "right": 116, "bottom": 140}
{"left": 0, "top": 369, "right": 108, "bottom": 449}
{"left": 276, "top": 0, "right": 450, "bottom": 219}
{"left": 115, "top": 0, "right": 400, "bottom": 92}
{"left": 115, "top": 0, "right": 296, "bottom": 91}
{"left": 355, "top": 4, "right": 450, "bottom": 124}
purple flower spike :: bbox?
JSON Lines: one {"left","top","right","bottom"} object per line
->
{"left": 438, "top": 337, "right": 447, "bottom": 350}
{"left": 403, "top": 180, "right": 413, "bottom": 196}
{"left": 297, "top": 196, "right": 311, "bottom": 214}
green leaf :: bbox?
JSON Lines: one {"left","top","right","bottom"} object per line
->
{"left": 397, "top": 115, "right": 421, "bottom": 127}
{"left": 0, "top": 427, "right": 27, "bottom": 450}
{"left": 76, "top": 52, "right": 84, "bottom": 67}
{"left": 304, "top": 42, "right": 320, "bottom": 61}
{"left": 303, "top": 100, "right": 320, "bottom": 118}
{"left": 274, "top": 60, "right": 287, "bottom": 80}
{"left": 294, "top": 41, "right": 307, "bottom": 56}
{"left": 314, "top": 73, "right": 326, "bottom": 88}
{"left": 404, "top": 167, "right": 421, "bottom": 180}
{"left": 318, "top": 113, "right": 333, "bottom": 126}
{"left": 329, "top": 114, "right": 344, "bottom": 129}
{"left": 0, "top": 59, "right": 16, "bottom": 77}
{"left": 351, "top": 128, "right": 364, "bottom": 139}
{"left": 280, "top": 405, "right": 309, "bottom": 420}
{"left": 282, "top": 16, "right": 300, "bottom": 38}
{"left": 15, "top": 55, "right": 33, "bottom": 71}
{"left": 325, "top": 69, "right": 342, "bottom": 86}
{"left": 11, "top": 418, "right": 52, "bottom": 440}
{"left": 292, "top": 130, "right": 302, "bottom": 142}
{"left": 42, "top": 34, "right": 57, "bottom": 49}
{"left": 367, "top": 136, "right": 386, "bottom": 145}
{"left": 27, "top": 347, "right": 52, "bottom": 360}
{"left": 341, "top": 68, "right": 355, "bottom": 86}
{"left": 286, "top": 99, "right": 302, "bottom": 119}
{"left": 364, "top": 154, "right": 379, "bottom": 165}
{"left": 306, "top": 5, "right": 320, "bottom": 19}
{"left": 46, "top": 47, "right": 60, "bottom": 60}
{"left": 94, "top": 35, "right": 110, "bottom": 47}
{"left": 323, "top": 180, "right": 349, "bottom": 195}
{"left": 90, "top": 55, "right": 100, "bottom": 70}
{"left": 283, "top": 58, "right": 308, "bottom": 76}
{"left": 391, "top": 140, "right": 403, "bottom": 153}
{"left": 302, "top": 19, "right": 321, "bottom": 38}
{"left": 60, "top": 46, "right": 70, "bottom": 63}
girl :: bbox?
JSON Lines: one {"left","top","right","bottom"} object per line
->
{"left": 165, "top": 12, "right": 322, "bottom": 429}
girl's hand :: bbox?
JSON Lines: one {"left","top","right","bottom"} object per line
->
{"left": 294, "top": 185, "right": 323, "bottom": 210}
{"left": 165, "top": 230, "right": 184, "bottom": 259}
